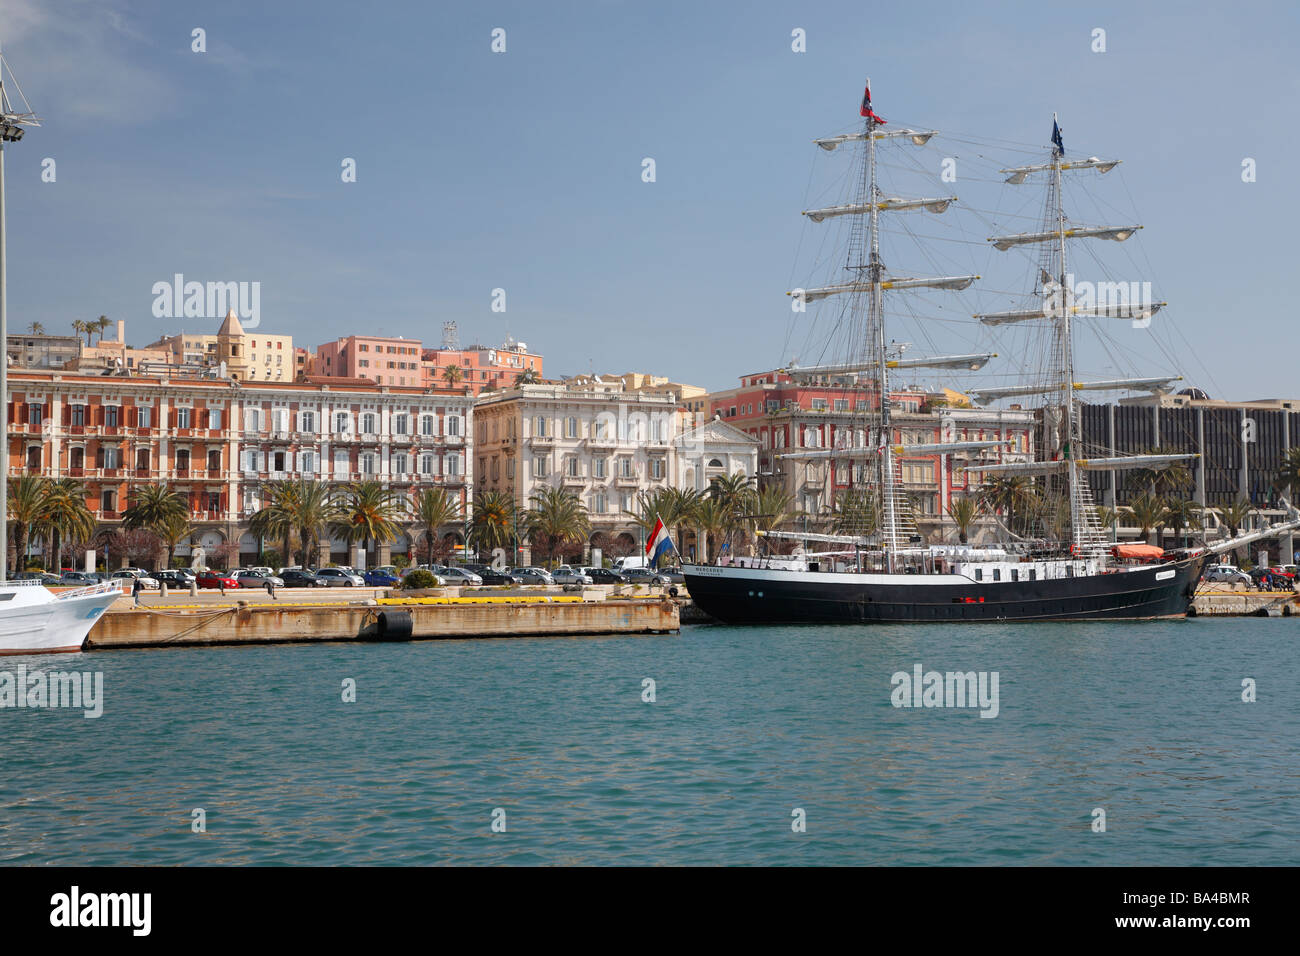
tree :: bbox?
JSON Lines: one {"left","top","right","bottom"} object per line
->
{"left": 71, "top": 319, "right": 88, "bottom": 346}
{"left": 829, "top": 488, "right": 878, "bottom": 536}
{"left": 469, "top": 491, "right": 515, "bottom": 555}
{"left": 27, "top": 321, "right": 44, "bottom": 335}
{"left": 329, "top": 481, "right": 404, "bottom": 567}
{"left": 94, "top": 315, "right": 112, "bottom": 343}
{"left": 249, "top": 480, "right": 298, "bottom": 565}
{"left": 1217, "top": 498, "right": 1255, "bottom": 565}
{"left": 442, "top": 365, "right": 463, "bottom": 387}
{"left": 37, "top": 479, "right": 95, "bottom": 571}
{"left": 749, "top": 484, "right": 793, "bottom": 553}
{"left": 526, "top": 486, "right": 590, "bottom": 567}
{"left": 6, "top": 475, "right": 48, "bottom": 569}
{"left": 980, "top": 474, "right": 1035, "bottom": 536}
{"left": 1275, "top": 448, "right": 1300, "bottom": 503}
{"left": 690, "top": 497, "right": 731, "bottom": 563}
{"left": 1093, "top": 505, "right": 1119, "bottom": 542}
{"left": 708, "top": 472, "right": 756, "bottom": 530}
{"left": 946, "top": 495, "right": 982, "bottom": 545}
{"left": 292, "top": 480, "right": 336, "bottom": 567}
{"left": 1126, "top": 493, "right": 1168, "bottom": 544}
{"left": 413, "top": 488, "right": 462, "bottom": 566}
{"left": 154, "top": 511, "right": 195, "bottom": 568}
{"left": 515, "top": 368, "right": 540, "bottom": 385}
{"left": 1129, "top": 448, "right": 1192, "bottom": 499}
{"left": 1163, "top": 498, "right": 1203, "bottom": 548}
{"left": 121, "top": 482, "right": 189, "bottom": 535}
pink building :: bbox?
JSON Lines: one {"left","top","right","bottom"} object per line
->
{"left": 314, "top": 335, "right": 425, "bottom": 388}
{"left": 421, "top": 339, "right": 543, "bottom": 395}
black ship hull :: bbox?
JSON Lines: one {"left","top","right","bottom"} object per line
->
{"left": 682, "top": 555, "right": 1207, "bottom": 625}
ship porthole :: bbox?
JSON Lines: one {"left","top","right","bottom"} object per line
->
{"left": 757, "top": 591, "right": 763, "bottom": 598}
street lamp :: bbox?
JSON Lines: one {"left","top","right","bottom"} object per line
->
{"left": 0, "top": 47, "right": 41, "bottom": 582}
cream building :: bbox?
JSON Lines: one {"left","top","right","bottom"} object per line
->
{"left": 474, "top": 382, "right": 680, "bottom": 560}
{"left": 147, "top": 310, "right": 293, "bottom": 382}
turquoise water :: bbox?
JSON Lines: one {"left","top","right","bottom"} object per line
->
{"left": 1, "top": 619, "right": 1297, "bottom": 865}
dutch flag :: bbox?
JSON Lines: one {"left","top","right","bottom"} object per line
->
{"left": 645, "top": 517, "right": 675, "bottom": 568}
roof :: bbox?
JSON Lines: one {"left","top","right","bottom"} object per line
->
{"left": 676, "top": 416, "right": 760, "bottom": 446}
{"left": 216, "top": 309, "right": 244, "bottom": 337}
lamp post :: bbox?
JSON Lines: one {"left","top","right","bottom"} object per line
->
{"left": 0, "top": 47, "right": 41, "bottom": 583}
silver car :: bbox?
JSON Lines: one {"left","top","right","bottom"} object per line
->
{"left": 314, "top": 567, "right": 366, "bottom": 587}
{"left": 551, "top": 567, "right": 594, "bottom": 585}
{"left": 112, "top": 569, "right": 160, "bottom": 589}
{"left": 1203, "top": 564, "right": 1251, "bottom": 586}
{"left": 432, "top": 566, "right": 484, "bottom": 586}
{"left": 510, "top": 567, "right": 555, "bottom": 586}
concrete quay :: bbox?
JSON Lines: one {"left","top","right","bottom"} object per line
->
{"left": 86, "top": 587, "right": 679, "bottom": 650}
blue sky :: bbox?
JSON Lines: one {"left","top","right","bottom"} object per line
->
{"left": 4, "top": 0, "right": 1298, "bottom": 396}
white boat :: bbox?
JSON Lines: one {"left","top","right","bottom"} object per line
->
{"left": 0, "top": 580, "right": 123, "bottom": 656}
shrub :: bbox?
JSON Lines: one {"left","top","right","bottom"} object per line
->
{"left": 402, "top": 569, "right": 438, "bottom": 590}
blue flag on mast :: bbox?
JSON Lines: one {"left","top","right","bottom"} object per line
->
{"left": 1051, "top": 114, "right": 1064, "bottom": 157}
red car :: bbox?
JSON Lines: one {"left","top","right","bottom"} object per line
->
{"left": 196, "top": 569, "right": 241, "bottom": 589}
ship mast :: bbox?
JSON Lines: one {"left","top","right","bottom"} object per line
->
{"left": 1050, "top": 129, "right": 1084, "bottom": 552}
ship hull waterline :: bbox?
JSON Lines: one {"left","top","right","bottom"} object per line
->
{"left": 682, "top": 556, "right": 1207, "bottom": 624}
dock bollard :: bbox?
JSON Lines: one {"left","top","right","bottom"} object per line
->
{"left": 160, "top": 582, "right": 168, "bottom": 597}
{"left": 189, "top": 581, "right": 198, "bottom": 598}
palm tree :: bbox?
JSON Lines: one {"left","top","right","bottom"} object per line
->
{"left": 250, "top": 480, "right": 299, "bottom": 565}
{"left": 660, "top": 486, "right": 704, "bottom": 558}
{"left": 515, "top": 368, "right": 540, "bottom": 385}
{"left": 469, "top": 490, "right": 516, "bottom": 555}
{"left": 980, "top": 474, "right": 1035, "bottom": 536}
{"left": 121, "top": 482, "right": 189, "bottom": 569}
{"left": 1126, "top": 493, "right": 1168, "bottom": 545}
{"left": 442, "top": 364, "right": 463, "bottom": 387}
{"left": 1275, "top": 448, "right": 1300, "bottom": 504}
{"left": 946, "top": 495, "right": 982, "bottom": 545}
{"left": 71, "top": 319, "right": 88, "bottom": 346}
{"left": 1129, "top": 448, "right": 1193, "bottom": 499}
{"left": 293, "top": 480, "right": 336, "bottom": 567}
{"left": 39, "top": 479, "right": 94, "bottom": 572}
{"left": 330, "top": 481, "right": 404, "bottom": 567}
{"left": 1217, "top": 497, "right": 1255, "bottom": 564}
{"left": 154, "top": 511, "right": 195, "bottom": 569}
{"left": 1093, "top": 505, "right": 1119, "bottom": 542}
{"left": 829, "top": 488, "right": 878, "bottom": 536}
{"left": 94, "top": 315, "right": 112, "bottom": 343}
{"left": 26, "top": 321, "right": 44, "bottom": 335}
{"left": 749, "top": 484, "right": 794, "bottom": 552}
{"left": 1163, "top": 498, "right": 1203, "bottom": 548}
{"left": 526, "top": 486, "right": 590, "bottom": 567}
{"left": 413, "top": 487, "right": 462, "bottom": 566}
{"left": 7, "top": 475, "right": 49, "bottom": 569}
{"left": 690, "top": 496, "right": 731, "bottom": 563}
{"left": 708, "top": 472, "right": 755, "bottom": 528}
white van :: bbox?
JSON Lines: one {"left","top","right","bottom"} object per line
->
{"left": 612, "top": 555, "right": 648, "bottom": 572}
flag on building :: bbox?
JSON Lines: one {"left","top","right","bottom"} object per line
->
{"left": 860, "top": 79, "right": 886, "bottom": 125}
{"left": 1051, "top": 114, "right": 1065, "bottom": 157}
{"left": 645, "top": 517, "right": 675, "bottom": 568}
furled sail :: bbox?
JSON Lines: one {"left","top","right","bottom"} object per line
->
{"left": 1001, "top": 157, "right": 1120, "bottom": 184}
{"left": 974, "top": 301, "right": 1166, "bottom": 326}
{"left": 813, "top": 128, "right": 936, "bottom": 151}
{"left": 791, "top": 274, "right": 979, "bottom": 303}
{"left": 988, "top": 225, "right": 1140, "bottom": 251}
{"left": 803, "top": 196, "right": 956, "bottom": 222}
{"left": 971, "top": 376, "right": 1180, "bottom": 403}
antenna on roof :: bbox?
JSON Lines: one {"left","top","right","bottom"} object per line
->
{"left": 442, "top": 321, "right": 459, "bottom": 350}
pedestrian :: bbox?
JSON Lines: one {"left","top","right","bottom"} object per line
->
{"left": 265, "top": 579, "right": 277, "bottom": 600}
{"left": 132, "top": 576, "right": 142, "bottom": 607}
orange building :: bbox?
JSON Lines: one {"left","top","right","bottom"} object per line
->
{"left": 7, "top": 371, "right": 473, "bottom": 570}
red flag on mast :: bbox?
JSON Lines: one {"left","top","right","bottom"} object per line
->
{"left": 860, "top": 79, "right": 886, "bottom": 125}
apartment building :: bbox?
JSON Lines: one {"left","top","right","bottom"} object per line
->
{"left": 6, "top": 371, "right": 472, "bottom": 569}
{"left": 421, "top": 337, "right": 544, "bottom": 394}
{"left": 315, "top": 334, "right": 424, "bottom": 388}
{"left": 707, "top": 369, "right": 1036, "bottom": 541}
{"left": 147, "top": 310, "right": 293, "bottom": 382}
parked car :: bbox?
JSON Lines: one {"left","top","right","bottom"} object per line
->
{"left": 314, "top": 567, "right": 366, "bottom": 587}
{"left": 1203, "top": 564, "right": 1251, "bottom": 586}
{"left": 551, "top": 566, "right": 594, "bottom": 585}
{"left": 364, "top": 568, "right": 401, "bottom": 586}
{"left": 509, "top": 567, "right": 555, "bottom": 586}
{"left": 430, "top": 565, "right": 484, "bottom": 586}
{"left": 623, "top": 567, "right": 671, "bottom": 586}
{"left": 1268, "top": 565, "right": 1297, "bottom": 580}
{"left": 281, "top": 569, "right": 328, "bottom": 588}
{"left": 232, "top": 569, "right": 286, "bottom": 588}
{"left": 463, "top": 564, "right": 521, "bottom": 585}
{"left": 16, "top": 571, "right": 62, "bottom": 585}
{"left": 580, "top": 567, "right": 628, "bottom": 585}
{"left": 112, "top": 569, "right": 160, "bottom": 589}
{"left": 155, "top": 569, "right": 196, "bottom": 587}
{"left": 196, "top": 569, "right": 241, "bottom": 589}
{"left": 59, "top": 570, "right": 100, "bottom": 586}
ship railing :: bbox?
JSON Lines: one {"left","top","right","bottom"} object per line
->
{"left": 55, "top": 581, "right": 125, "bottom": 600}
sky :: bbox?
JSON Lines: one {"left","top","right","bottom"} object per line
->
{"left": 2, "top": 0, "right": 1298, "bottom": 397}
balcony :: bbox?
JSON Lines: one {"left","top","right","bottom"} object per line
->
{"left": 614, "top": 475, "right": 639, "bottom": 487}
{"left": 562, "top": 474, "right": 585, "bottom": 487}
{"left": 391, "top": 432, "right": 413, "bottom": 444}
{"left": 527, "top": 434, "right": 555, "bottom": 446}
{"left": 586, "top": 436, "right": 617, "bottom": 451}
{"left": 174, "top": 468, "right": 191, "bottom": 479}
{"left": 444, "top": 433, "right": 464, "bottom": 446}
{"left": 68, "top": 467, "right": 85, "bottom": 478}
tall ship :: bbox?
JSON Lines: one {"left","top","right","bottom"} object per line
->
{"left": 683, "top": 80, "right": 1298, "bottom": 623}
